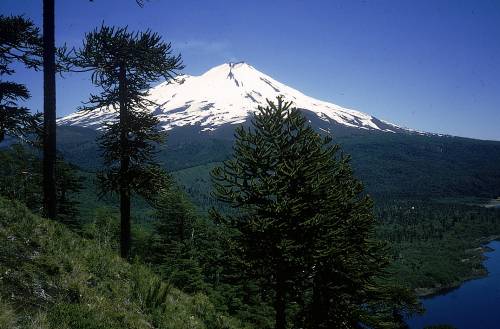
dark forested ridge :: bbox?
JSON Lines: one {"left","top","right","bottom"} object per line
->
{"left": 56, "top": 124, "right": 500, "bottom": 200}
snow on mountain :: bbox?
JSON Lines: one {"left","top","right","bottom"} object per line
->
{"left": 58, "top": 62, "right": 403, "bottom": 133}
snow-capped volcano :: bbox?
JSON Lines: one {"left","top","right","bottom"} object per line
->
{"left": 59, "top": 62, "right": 402, "bottom": 133}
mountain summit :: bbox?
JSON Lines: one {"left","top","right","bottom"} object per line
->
{"left": 59, "top": 62, "right": 403, "bottom": 133}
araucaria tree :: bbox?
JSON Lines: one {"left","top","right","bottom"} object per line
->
{"left": 74, "top": 25, "right": 183, "bottom": 258}
{"left": 0, "top": 15, "right": 42, "bottom": 143}
{"left": 212, "top": 96, "right": 419, "bottom": 329}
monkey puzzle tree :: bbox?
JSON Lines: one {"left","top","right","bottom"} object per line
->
{"left": 73, "top": 25, "right": 183, "bottom": 258}
{"left": 212, "top": 97, "right": 332, "bottom": 329}
{"left": 0, "top": 15, "right": 42, "bottom": 144}
{"left": 212, "top": 96, "right": 420, "bottom": 329}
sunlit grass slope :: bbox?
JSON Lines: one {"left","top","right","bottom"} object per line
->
{"left": 0, "top": 197, "right": 248, "bottom": 329}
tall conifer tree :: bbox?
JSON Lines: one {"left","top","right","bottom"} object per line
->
{"left": 212, "top": 96, "right": 420, "bottom": 329}
{"left": 73, "top": 25, "right": 183, "bottom": 258}
{"left": 151, "top": 186, "right": 205, "bottom": 293}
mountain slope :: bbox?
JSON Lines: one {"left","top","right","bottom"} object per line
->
{"left": 167, "top": 133, "right": 500, "bottom": 209}
{"left": 58, "top": 62, "right": 407, "bottom": 134}
{"left": 0, "top": 197, "right": 247, "bottom": 329}
{"left": 55, "top": 124, "right": 500, "bottom": 202}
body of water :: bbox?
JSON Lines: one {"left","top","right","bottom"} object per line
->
{"left": 408, "top": 240, "right": 500, "bottom": 328}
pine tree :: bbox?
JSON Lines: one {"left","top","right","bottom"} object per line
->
{"left": 211, "top": 96, "right": 326, "bottom": 329}
{"left": 0, "top": 15, "right": 42, "bottom": 143}
{"left": 55, "top": 159, "right": 84, "bottom": 229}
{"left": 212, "top": 96, "right": 420, "bottom": 329}
{"left": 73, "top": 25, "right": 183, "bottom": 258}
{"left": 151, "top": 186, "right": 205, "bottom": 293}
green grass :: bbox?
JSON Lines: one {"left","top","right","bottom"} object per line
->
{"left": 0, "top": 197, "right": 249, "bottom": 329}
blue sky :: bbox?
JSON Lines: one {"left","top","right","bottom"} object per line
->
{"left": 2, "top": 0, "right": 500, "bottom": 140}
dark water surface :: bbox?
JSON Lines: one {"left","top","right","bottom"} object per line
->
{"left": 408, "top": 240, "right": 500, "bottom": 328}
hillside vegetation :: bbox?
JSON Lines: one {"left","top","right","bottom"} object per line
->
{"left": 0, "top": 197, "right": 247, "bottom": 329}
{"left": 57, "top": 125, "right": 500, "bottom": 200}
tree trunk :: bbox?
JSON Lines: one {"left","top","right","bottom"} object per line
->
{"left": 310, "top": 273, "right": 326, "bottom": 329}
{"left": 120, "top": 181, "right": 131, "bottom": 258}
{"left": 275, "top": 268, "right": 287, "bottom": 329}
{"left": 43, "top": 0, "right": 57, "bottom": 219}
{"left": 118, "top": 61, "right": 131, "bottom": 259}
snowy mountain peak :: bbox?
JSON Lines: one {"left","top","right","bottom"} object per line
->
{"left": 58, "top": 62, "right": 403, "bottom": 133}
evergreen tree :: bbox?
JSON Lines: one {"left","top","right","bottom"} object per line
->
{"left": 151, "top": 186, "right": 205, "bottom": 293}
{"left": 212, "top": 96, "right": 420, "bottom": 329}
{"left": 55, "top": 159, "right": 84, "bottom": 229}
{"left": 0, "top": 15, "right": 42, "bottom": 144}
{"left": 301, "top": 156, "right": 421, "bottom": 328}
{"left": 73, "top": 25, "right": 183, "bottom": 258}
{"left": 0, "top": 144, "right": 41, "bottom": 210}
{"left": 211, "top": 96, "right": 324, "bottom": 329}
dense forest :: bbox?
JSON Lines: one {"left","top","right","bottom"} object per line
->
{"left": 1, "top": 5, "right": 500, "bottom": 329}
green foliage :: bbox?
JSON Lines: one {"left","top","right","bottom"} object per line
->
{"left": 56, "top": 158, "right": 85, "bottom": 228}
{"left": 129, "top": 264, "right": 172, "bottom": 314}
{"left": 211, "top": 96, "right": 419, "bottom": 328}
{"left": 0, "top": 145, "right": 83, "bottom": 227}
{"left": 82, "top": 207, "right": 120, "bottom": 250}
{"left": 54, "top": 130, "right": 500, "bottom": 326}
{"left": 130, "top": 183, "right": 273, "bottom": 327}
{"left": 161, "top": 139, "right": 500, "bottom": 305}
{"left": 160, "top": 133, "right": 500, "bottom": 212}
{"left": 0, "top": 15, "right": 42, "bottom": 143}
{"left": 72, "top": 24, "right": 183, "bottom": 258}
{"left": 148, "top": 186, "right": 213, "bottom": 293}
{"left": 0, "top": 197, "right": 248, "bottom": 329}
{"left": 0, "top": 15, "right": 42, "bottom": 73}
{"left": 0, "top": 144, "right": 41, "bottom": 209}
{"left": 73, "top": 24, "right": 181, "bottom": 200}
{"left": 0, "top": 298, "right": 17, "bottom": 329}
{"left": 378, "top": 199, "right": 500, "bottom": 292}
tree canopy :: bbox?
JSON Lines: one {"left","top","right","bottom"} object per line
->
{"left": 212, "top": 96, "right": 421, "bottom": 328}
{"left": 0, "top": 15, "right": 43, "bottom": 143}
{"left": 73, "top": 24, "right": 183, "bottom": 258}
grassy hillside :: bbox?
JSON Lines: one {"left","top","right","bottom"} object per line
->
{"left": 0, "top": 197, "right": 248, "bottom": 329}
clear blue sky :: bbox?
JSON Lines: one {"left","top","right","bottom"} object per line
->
{"left": 2, "top": 0, "right": 499, "bottom": 140}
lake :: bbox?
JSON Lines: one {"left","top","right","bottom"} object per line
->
{"left": 407, "top": 240, "right": 500, "bottom": 328}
